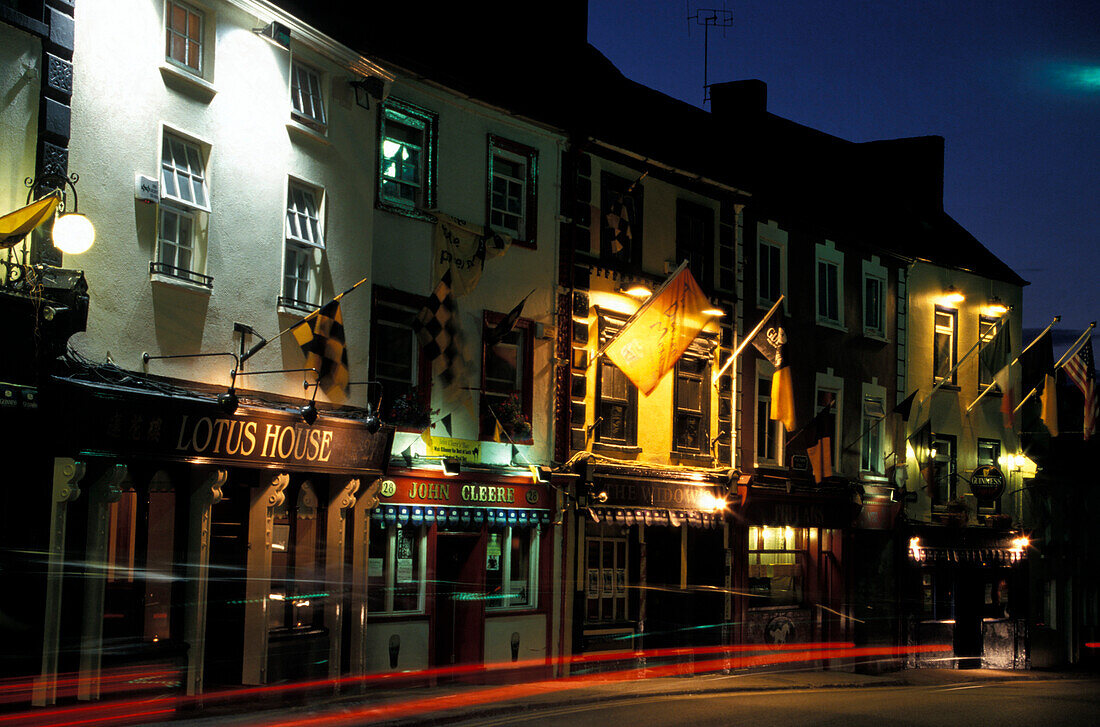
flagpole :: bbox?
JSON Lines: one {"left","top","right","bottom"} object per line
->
{"left": 240, "top": 275, "right": 370, "bottom": 364}
{"left": 712, "top": 295, "right": 785, "bottom": 384}
{"left": 1013, "top": 321, "right": 1096, "bottom": 414}
{"left": 591, "top": 260, "right": 690, "bottom": 365}
{"left": 964, "top": 315, "right": 1060, "bottom": 414}
{"left": 915, "top": 311, "right": 1009, "bottom": 414}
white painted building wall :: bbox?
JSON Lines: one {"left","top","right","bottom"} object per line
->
{"left": 67, "top": 0, "right": 390, "bottom": 405}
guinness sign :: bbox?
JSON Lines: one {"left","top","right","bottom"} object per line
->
{"left": 969, "top": 465, "right": 1006, "bottom": 500}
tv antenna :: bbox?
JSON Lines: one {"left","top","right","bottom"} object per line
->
{"left": 687, "top": 5, "right": 733, "bottom": 106}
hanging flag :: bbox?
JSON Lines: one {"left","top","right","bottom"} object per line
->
{"left": 979, "top": 320, "right": 1014, "bottom": 428}
{"left": 805, "top": 395, "right": 835, "bottom": 483}
{"left": 433, "top": 212, "right": 510, "bottom": 298}
{"left": 420, "top": 426, "right": 433, "bottom": 448}
{"left": 440, "top": 413, "right": 453, "bottom": 437}
{"left": 604, "top": 193, "right": 633, "bottom": 255}
{"left": 910, "top": 418, "right": 936, "bottom": 497}
{"left": 750, "top": 309, "right": 796, "bottom": 431}
{"left": 485, "top": 290, "right": 533, "bottom": 348}
{"left": 1020, "top": 329, "right": 1054, "bottom": 396}
{"left": 1041, "top": 371, "right": 1059, "bottom": 437}
{"left": 892, "top": 390, "right": 919, "bottom": 422}
{"left": 290, "top": 299, "right": 349, "bottom": 404}
{"left": 412, "top": 271, "right": 465, "bottom": 388}
{"left": 603, "top": 263, "right": 713, "bottom": 396}
{"left": 0, "top": 194, "right": 60, "bottom": 249}
{"left": 1064, "top": 337, "right": 1098, "bottom": 440}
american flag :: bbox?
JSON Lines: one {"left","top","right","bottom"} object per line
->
{"left": 1064, "top": 336, "right": 1098, "bottom": 439}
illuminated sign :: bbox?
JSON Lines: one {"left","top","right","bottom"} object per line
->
{"left": 426, "top": 436, "right": 482, "bottom": 463}
{"left": 596, "top": 478, "right": 721, "bottom": 511}
{"left": 380, "top": 474, "right": 546, "bottom": 510}
{"left": 969, "top": 465, "right": 1006, "bottom": 500}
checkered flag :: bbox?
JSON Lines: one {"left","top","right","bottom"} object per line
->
{"left": 290, "top": 299, "right": 350, "bottom": 403}
{"left": 604, "top": 193, "right": 632, "bottom": 255}
{"left": 412, "top": 270, "right": 465, "bottom": 387}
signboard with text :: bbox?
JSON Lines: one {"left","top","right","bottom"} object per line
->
{"left": 378, "top": 473, "right": 548, "bottom": 511}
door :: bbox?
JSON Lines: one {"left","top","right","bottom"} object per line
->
{"left": 953, "top": 568, "right": 983, "bottom": 668}
{"left": 433, "top": 532, "right": 486, "bottom": 670}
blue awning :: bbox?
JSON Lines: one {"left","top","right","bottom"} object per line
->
{"left": 375, "top": 506, "right": 547, "bottom": 528}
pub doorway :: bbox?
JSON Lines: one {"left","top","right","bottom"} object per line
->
{"left": 433, "top": 532, "right": 486, "bottom": 672}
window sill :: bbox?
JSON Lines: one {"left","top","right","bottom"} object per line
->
{"left": 862, "top": 331, "right": 889, "bottom": 343}
{"left": 672, "top": 451, "right": 714, "bottom": 466}
{"left": 816, "top": 318, "right": 847, "bottom": 333}
{"left": 286, "top": 119, "right": 330, "bottom": 146}
{"left": 592, "top": 441, "right": 642, "bottom": 457}
{"left": 376, "top": 199, "right": 436, "bottom": 223}
{"left": 150, "top": 271, "right": 213, "bottom": 295}
{"left": 278, "top": 301, "right": 320, "bottom": 316}
{"left": 932, "top": 382, "right": 961, "bottom": 392}
{"left": 159, "top": 63, "right": 216, "bottom": 103}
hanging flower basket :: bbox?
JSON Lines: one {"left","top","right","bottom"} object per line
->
{"left": 386, "top": 388, "right": 437, "bottom": 431}
{"left": 495, "top": 392, "right": 532, "bottom": 443}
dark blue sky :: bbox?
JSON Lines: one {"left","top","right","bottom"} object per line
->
{"left": 588, "top": 0, "right": 1099, "bottom": 340}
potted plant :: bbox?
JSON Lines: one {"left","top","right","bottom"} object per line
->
{"left": 494, "top": 392, "right": 532, "bottom": 444}
{"left": 984, "top": 513, "right": 1013, "bottom": 529}
{"left": 941, "top": 497, "right": 969, "bottom": 527}
{"left": 386, "top": 388, "right": 437, "bottom": 431}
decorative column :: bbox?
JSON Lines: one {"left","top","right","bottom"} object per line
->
{"left": 241, "top": 473, "right": 288, "bottom": 685}
{"left": 349, "top": 478, "right": 382, "bottom": 679}
{"left": 77, "top": 464, "right": 127, "bottom": 701}
{"left": 184, "top": 468, "right": 226, "bottom": 697}
{"left": 33, "top": 457, "right": 86, "bottom": 706}
{"left": 325, "top": 478, "right": 360, "bottom": 683}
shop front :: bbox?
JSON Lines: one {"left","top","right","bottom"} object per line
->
{"left": 733, "top": 477, "right": 857, "bottom": 649}
{"left": 365, "top": 468, "right": 553, "bottom": 675}
{"left": 29, "top": 374, "right": 394, "bottom": 704}
{"left": 569, "top": 466, "right": 731, "bottom": 666}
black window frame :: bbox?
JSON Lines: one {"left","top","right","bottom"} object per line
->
{"left": 675, "top": 199, "right": 714, "bottom": 293}
{"left": 369, "top": 287, "right": 432, "bottom": 428}
{"left": 599, "top": 171, "right": 644, "bottom": 270}
{"left": 672, "top": 353, "right": 711, "bottom": 456}
{"left": 931, "top": 433, "right": 958, "bottom": 508}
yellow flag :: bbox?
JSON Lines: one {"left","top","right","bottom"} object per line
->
{"left": 1041, "top": 372, "right": 1058, "bottom": 437}
{"left": 0, "top": 195, "right": 60, "bottom": 248}
{"left": 604, "top": 265, "right": 713, "bottom": 396}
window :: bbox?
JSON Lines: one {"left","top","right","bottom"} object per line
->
{"left": 674, "top": 354, "right": 710, "bottom": 454}
{"left": 155, "top": 132, "right": 210, "bottom": 285}
{"left": 600, "top": 172, "right": 643, "bottom": 267}
{"left": 165, "top": 1, "right": 203, "bottom": 75}
{"left": 487, "top": 135, "right": 537, "bottom": 245}
{"left": 756, "top": 365, "right": 782, "bottom": 465}
{"left": 976, "top": 439, "right": 1001, "bottom": 512}
{"left": 370, "top": 291, "right": 427, "bottom": 427}
{"left": 486, "top": 527, "right": 539, "bottom": 610}
{"left": 597, "top": 362, "right": 637, "bottom": 446}
{"left": 290, "top": 61, "right": 326, "bottom": 131}
{"left": 378, "top": 99, "right": 437, "bottom": 213}
{"left": 862, "top": 257, "right": 887, "bottom": 338}
{"left": 367, "top": 521, "right": 426, "bottom": 614}
{"left": 676, "top": 200, "right": 713, "bottom": 291}
{"left": 480, "top": 314, "right": 532, "bottom": 441}
{"left": 934, "top": 307, "right": 958, "bottom": 384}
{"left": 269, "top": 483, "right": 323, "bottom": 631}
{"left": 860, "top": 396, "right": 886, "bottom": 473}
{"left": 978, "top": 316, "right": 1000, "bottom": 388}
{"left": 931, "top": 433, "right": 957, "bottom": 507}
{"left": 282, "top": 181, "right": 324, "bottom": 310}
{"left": 756, "top": 220, "right": 787, "bottom": 308}
{"left": 748, "top": 525, "right": 808, "bottom": 606}
{"left": 585, "top": 535, "right": 628, "bottom": 622}
{"left": 814, "top": 373, "right": 843, "bottom": 472}
{"left": 815, "top": 242, "right": 843, "bottom": 327}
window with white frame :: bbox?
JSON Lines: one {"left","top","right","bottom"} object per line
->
{"left": 934, "top": 307, "right": 958, "bottom": 384}
{"left": 487, "top": 135, "right": 537, "bottom": 244}
{"left": 756, "top": 364, "right": 782, "bottom": 465}
{"left": 814, "top": 371, "right": 843, "bottom": 473}
{"left": 290, "top": 61, "right": 326, "bottom": 131}
{"left": 978, "top": 316, "right": 1000, "bottom": 388}
{"left": 860, "top": 395, "right": 886, "bottom": 473}
{"left": 862, "top": 257, "right": 887, "bottom": 338}
{"left": 379, "top": 99, "right": 437, "bottom": 213}
{"left": 282, "top": 181, "right": 324, "bottom": 309}
{"left": 486, "top": 526, "right": 539, "bottom": 610}
{"left": 165, "top": 1, "right": 204, "bottom": 75}
{"left": 156, "top": 132, "right": 210, "bottom": 284}
{"left": 367, "top": 521, "right": 427, "bottom": 614}
{"left": 931, "top": 433, "right": 957, "bottom": 507}
{"left": 815, "top": 242, "right": 843, "bottom": 327}
{"left": 756, "top": 220, "right": 787, "bottom": 308}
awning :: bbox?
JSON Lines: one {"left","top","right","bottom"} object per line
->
{"left": 587, "top": 507, "right": 722, "bottom": 528}
{"left": 909, "top": 546, "right": 1025, "bottom": 566}
{"left": 371, "top": 505, "right": 548, "bottom": 528}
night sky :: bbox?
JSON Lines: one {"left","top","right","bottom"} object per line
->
{"left": 589, "top": 1, "right": 1099, "bottom": 344}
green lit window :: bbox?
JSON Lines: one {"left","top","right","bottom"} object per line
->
{"left": 379, "top": 100, "right": 436, "bottom": 213}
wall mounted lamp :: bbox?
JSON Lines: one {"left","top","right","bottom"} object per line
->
{"left": 938, "top": 285, "right": 965, "bottom": 307}
{"left": 618, "top": 282, "right": 652, "bottom": 299}
{"left": 983, "top": 296, "right": 1011, "bottom": 317}
{"left": 253, "top": 20, "right": 291, "bottom": 50}
{"left": 442, "top": 457, "right": 462, "bottom": 476}
{"left": 348, "top": 76, "right": 384, "bottom": 109}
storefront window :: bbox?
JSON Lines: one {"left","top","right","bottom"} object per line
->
{"left": 586, "top": 535, "right": 628, "bottom": 622}
{"left": 270, "top": 483, "right": 323, "bottom": 631}
{"left": 367, "top": 521, "right": 427, "bottom": 614}
{"left": 486, "top": 526, "right": 539, "bottom": 609}
{"left": 748, "top": 525, "right": 808, "bottom": 606}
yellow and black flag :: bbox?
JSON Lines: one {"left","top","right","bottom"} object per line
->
{"left": 749, "top": 309, "right": 796, "bottom": 432}
{"left": 291, "top": 299, "right": 350, "bottom": 404}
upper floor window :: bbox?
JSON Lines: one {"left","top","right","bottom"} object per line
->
{"left": 597, "top": 362, "right": 637, "bottom": 447}
{"left": 860, "top": 396, "right": 886, "bottom": 473}
{"left": 370, "top": 290, "right": 428, "bottom": 427}
{"left": 756, "top": 365, "right": 782, "bottom": 465}
{"left": 978, "top": 316, "right": 1000, "bottom": 388}
{"left": 155, "top": 132, "right": 210, "bottom": 286}
{"left": 757, "top": 220, "right": 787, "bottom": 309}
{"left": 934, "top": 307, "right": 958, "bottom": 385}
{"left": 160, "top": 133, "right": 209, "bottom": 211}
{"left": 379, "top": 99, "right": 437, "bottom": 214}
{"left": 814, "top": 382, "right": 841, "bottom": 472}
{"left": 862, "top": 257, "right": 887, "bottom": 339}
{"left": 931, "top": 433, "right": 957, "bottom": 507}
{"left": 290, "top": 61, "right": 326, "bottom": 131}
{"left": 673, "top": 354, "right": 710, "bottom": 455}
{"left": 282, "top": 181, "right": 324, "bottom": 310}
{"left": 487, "top": 135, "right": 537, "bottom": 246}
{"left": 676, "top": 200, "right": 713, "bottom": 291}
{"left": 480, "top": 314, "right": 533, "bottom": 442}
{"left": 165, "top": 1, "right": 203, "bottom": 75}
{"left": 815, "top": 242, "right": 843, "bottom": 327}
{"left": 600, "top": 172, "right": 643, "bottom": 268}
